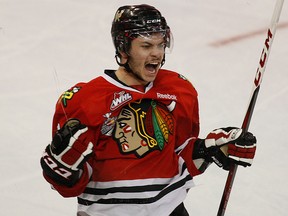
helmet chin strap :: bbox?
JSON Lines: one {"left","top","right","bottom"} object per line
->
{"left": 114, "top": 54, "right": 166, "bottom": 84}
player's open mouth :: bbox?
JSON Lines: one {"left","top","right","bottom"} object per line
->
{"left": 145, "top": 63, "right": 159, "bottom": 73}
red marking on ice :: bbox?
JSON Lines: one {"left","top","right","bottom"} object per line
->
{"left": 209, "top": 21, "right": 288, "bottom": 47}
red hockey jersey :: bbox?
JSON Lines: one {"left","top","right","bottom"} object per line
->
{"left": 46, "top": 69, "right": 201, "bottom": 216}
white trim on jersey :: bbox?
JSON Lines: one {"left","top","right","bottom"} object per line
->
{"left": 77, "top": 158, "right": 194, "bottom": 216}
{"left": 175, "top": 137, "right": 196, "bottom": 155}
{"left": 101, "top": 74, "right": 154, "bottom": 94}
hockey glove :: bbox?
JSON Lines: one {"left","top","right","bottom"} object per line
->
{"left": 193, "top": 127, "right": 256, "bottom": 171}
{"left": 40, "top": 119, "right": 93, "bottom": 187}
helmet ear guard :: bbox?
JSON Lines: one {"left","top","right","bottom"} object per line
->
{"left": 114, "top": 34, "right": 132, "bottom": 58}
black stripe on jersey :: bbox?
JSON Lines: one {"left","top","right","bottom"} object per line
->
{"left": 83, "top": 183, "right": 169, "bottom": 195}
{"left": 78, "top": 172, "right": 192, "bottom": 205}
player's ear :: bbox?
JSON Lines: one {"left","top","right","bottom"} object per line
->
{"left": 119, "top": 51, "right": 129, "bottom": 64}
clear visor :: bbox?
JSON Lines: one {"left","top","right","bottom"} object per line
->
{"left": 127, "top": 30, "right": 174, "bottom": 54}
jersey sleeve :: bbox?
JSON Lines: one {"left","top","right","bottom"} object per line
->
{"left": 172, "top": 75, "right": 202, "bottom": 176}
{"left": 178, "top": 100, "right": 202, "bottom": 176}
{"left": 43, "top": 83, "right": 95, "bottom": 197}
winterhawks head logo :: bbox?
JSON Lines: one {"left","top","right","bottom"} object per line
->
{"left": 112, "top": 99, "right": 175, "bottom": 158}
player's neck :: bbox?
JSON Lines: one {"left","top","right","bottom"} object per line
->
{"left": 115, "top": 67, "right": 148, "bottom": 86}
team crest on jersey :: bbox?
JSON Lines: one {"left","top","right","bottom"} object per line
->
{"left": 60, "top": 86, "right": 81, "bottom": 107}
{"left": 110, "top": 91, "right": 132, "bottom": 111}
{"left": 111, "top": 99, "right": 175, "bottom": 158}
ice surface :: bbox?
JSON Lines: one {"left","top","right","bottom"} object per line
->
{"left": 1, "top": 0, "right": 287, "bottom": 215}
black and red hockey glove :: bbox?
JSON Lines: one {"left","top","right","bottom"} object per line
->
{"left": 40, "top": 119, "right": 93, "bottom": 187}
{"left": 193, "top": 127, "right": 256, "bottom": 171}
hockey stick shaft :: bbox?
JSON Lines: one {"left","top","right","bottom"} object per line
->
{"left": 217, "top": 1, "right": 285, "bottom": 215}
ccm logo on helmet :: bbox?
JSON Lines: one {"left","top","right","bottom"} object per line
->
{"left": 146, "top": 19, "right": 161, "bottom": 24}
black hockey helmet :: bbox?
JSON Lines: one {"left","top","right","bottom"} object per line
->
{"left": 111, "top": 4, "right": 173, "bottom": 56}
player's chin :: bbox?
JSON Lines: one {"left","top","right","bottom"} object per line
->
{"left": 143, "top": 68, "right": 159, "bottom": 81}
{"left": 143, "top": 72, "right": 158, "bottom": 83}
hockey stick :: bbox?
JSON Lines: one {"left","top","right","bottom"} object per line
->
{"left": 217, "top": 0, "right": 285, "bottom": 215}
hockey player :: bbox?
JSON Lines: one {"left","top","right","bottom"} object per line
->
{"left": 40, "top": 4, "right": 257, "bottom": 216}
